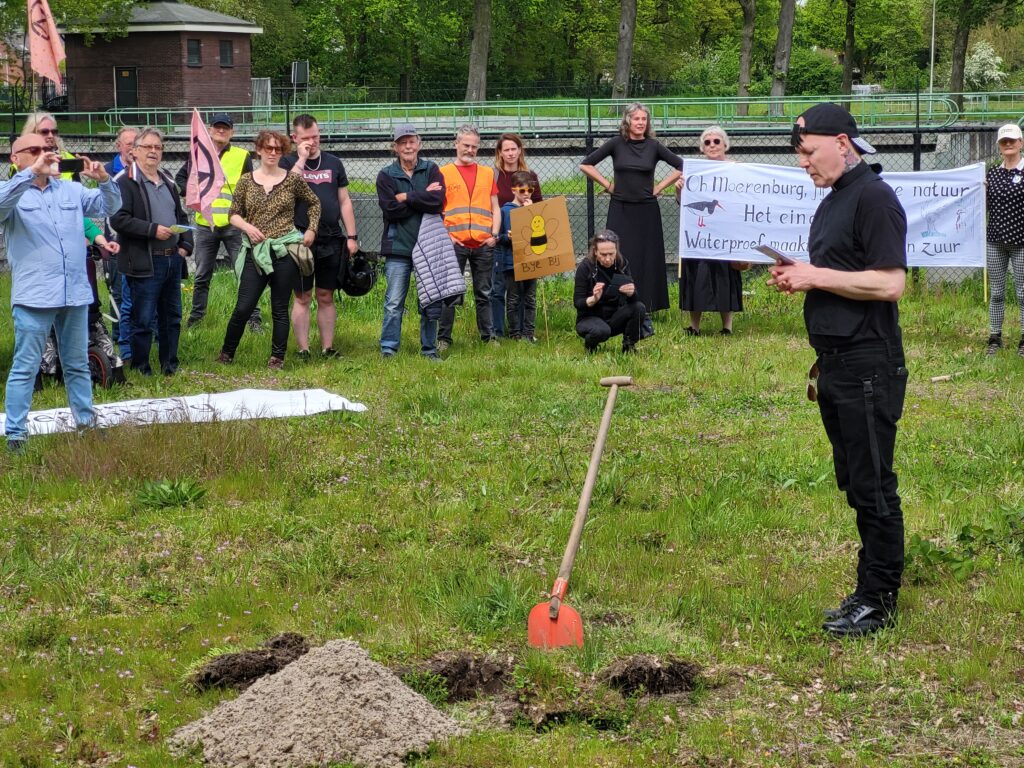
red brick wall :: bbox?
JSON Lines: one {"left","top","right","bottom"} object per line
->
{"left": 65, "top": 31, "right": 253, "bottom": 111}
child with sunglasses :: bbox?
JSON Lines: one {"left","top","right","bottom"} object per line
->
{"left": 494, "top": 171, "right": 539, "bottom": 341}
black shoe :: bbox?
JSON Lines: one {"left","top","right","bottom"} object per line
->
{"left": 247, "top": 317, "right": 264, "bottom": 334}
{"left": 7, "top": 438, "right": 26, "bottom": 455}
{"left": 296, "top": 349, "right": 311, "bottom": 363}
{"left": 985, "top": 334, "right": 1002, "bottom": 356}
{"left": 685, "top": 326, "right": 699, "bottom": 336}
{"left": 720, "top": 328, "right": 732, "bottom": 336}
{"left": 823, "top": 594, "right": 859, "bottom": 621}
{"left": 822, "top": 597, "right": 895, "bottom": 638}
{"left": 584, "top": 336, "right": 601, "bottom": 353}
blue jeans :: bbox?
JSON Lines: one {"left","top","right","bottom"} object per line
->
{"left": 380, "top": 257, "right": 438, "bottom": 356}
{"left": 128, "top": 254, "right": 183, "bottom": 375}
{"left": 5, "top": 304, "right": 94, "bottom": 441}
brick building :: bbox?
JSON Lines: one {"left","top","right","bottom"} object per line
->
{"left": 62, "top": 1, "right": 262, "bottom": 111}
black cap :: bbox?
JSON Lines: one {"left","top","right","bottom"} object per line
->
{"left": 210, "top": 113, "right": 234, "bottom": 128}
{"left": 793, "top": 103, "right": 875, "bottom": 155}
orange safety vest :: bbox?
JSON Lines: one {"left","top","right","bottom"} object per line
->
{"left": 440, "top": 163, "right": 495, "bottom": 246}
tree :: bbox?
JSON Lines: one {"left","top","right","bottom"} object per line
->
{"left": 938, "top": 0, "right": 1024, "bottom": 107}
{"left": 736, "top": 0, "right": 756, "bottom": 114}
{"left": 612, "top": 0, "right": 638, "bottom": 99}
{"left": 770, "top": 0, "right": 797, "bottom": 110}
{"left": 964, "top": 39, "right": 1007, "bottom": 88}
{"left": 464, "top": 0, "right": 491, "bottom": 101}
{"left": 841, "top": 0, "right": 856, "bottom": 94}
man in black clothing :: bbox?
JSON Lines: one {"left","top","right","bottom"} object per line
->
{"left": 280, "top": 114, "right": 360, "bottom": 358}
{"left": 768, "top": 103, "right": 909, "bottom": 638}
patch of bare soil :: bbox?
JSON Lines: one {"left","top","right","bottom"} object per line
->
{"left": 169, "top": 640, "right": 463, "bottom": 768}
{"left": 188, "top": 633, "right": 310, "bottom": 692}
{"left": 416, "top": 650, "right": 513, "bottom": 701}
{"left": 601, "top": 654, "right": 701, "bottom": 696}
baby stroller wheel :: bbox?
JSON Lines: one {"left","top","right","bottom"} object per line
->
{"left": 88, "top": 344, "right": 114, "bottom": 389}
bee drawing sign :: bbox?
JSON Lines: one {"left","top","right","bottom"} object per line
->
{"left": 509, "top": 196, "right": 575, "bottom": 281}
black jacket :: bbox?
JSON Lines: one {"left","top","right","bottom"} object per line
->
{"left": 573, "top": 257, "right": 639, "bottom": 323}
{"left": 110, "top": 163, "right": 194, "bottom": 278}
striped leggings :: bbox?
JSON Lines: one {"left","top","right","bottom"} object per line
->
{"left": 987, "top": 242, "right": 1024, "bottom": 336}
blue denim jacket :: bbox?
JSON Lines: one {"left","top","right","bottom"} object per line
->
{"left": 0, "top": 168, "right": 121, "bottom": 308}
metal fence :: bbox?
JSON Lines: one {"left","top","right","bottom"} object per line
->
{"left": 0, "top": 124, "right": 1001, "bottom": 287}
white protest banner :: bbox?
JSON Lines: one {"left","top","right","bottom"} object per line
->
{"left": 679, "top": 159, "right": 986, "bottom": 267}
{"left": 0, "top": 388, "right": 366, "bottom": 436}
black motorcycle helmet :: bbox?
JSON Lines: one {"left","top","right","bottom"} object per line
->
{"left": 341, "top": 250, "right": 378, "bottom": 297}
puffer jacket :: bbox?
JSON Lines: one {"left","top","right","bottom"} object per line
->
{"left": 412, "top": 213, "right": 465, "bottom": 308}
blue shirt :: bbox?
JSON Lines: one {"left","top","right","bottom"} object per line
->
{"left": 0, "top": 168, "right": 122, "bottom": 308}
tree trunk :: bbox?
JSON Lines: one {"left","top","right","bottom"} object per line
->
{"left": 611, "top": 0, "right": 638, "bottom": 100}
{"left": 737, "top": 0, "right": 756, "bottom": 116}
{"left": 948, "top": 17, "right": 971, "bottom": 111}
{"left": 769, "top": 0, "right": 797, "bottom": 115}
{"left": 841, "top": 0, "right": 856, "bottom": 96}
{"left": 464, "top": 0, "right": 492, "bottom": 102}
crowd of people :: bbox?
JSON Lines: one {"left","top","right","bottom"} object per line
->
{"left": 3, "top": 99, "right": 1017, "bottom": 640}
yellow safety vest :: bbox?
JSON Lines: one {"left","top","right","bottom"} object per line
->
{"left": 195, "top": 145, "right": 248, "bottom": 227}
{"left": 440, "top": 163, "right": 496, "bottom": 246}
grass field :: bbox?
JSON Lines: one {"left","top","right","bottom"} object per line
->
{"left": 1, "top": 269, "right": 1023, "bottom": 767}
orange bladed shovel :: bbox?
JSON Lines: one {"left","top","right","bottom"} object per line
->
{"left": 528, "top": 375, "right": 634, "bottom": 649}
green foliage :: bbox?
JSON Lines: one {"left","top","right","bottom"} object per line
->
{"left": 906, "top": 507, "right": 1024, "bottom": 583}
{"left": 783, "top": 46, "right": 844, "bottom": 95}
{"left": 135, "top": 478, "right": 207, "bottom": 509}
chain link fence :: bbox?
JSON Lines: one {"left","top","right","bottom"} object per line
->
{"left": 0, "top": 125, "right": 1000, "bottom": 288}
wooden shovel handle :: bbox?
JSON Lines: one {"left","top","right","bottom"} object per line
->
{"left": 600, "top": 376, "right": 633, "bottom": 387}
{"left": 548, "top": 376, "right": 630, "bottom": 618}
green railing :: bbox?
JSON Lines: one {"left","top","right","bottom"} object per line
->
{"left": 10, "top": 91, "right": 1022, "bottom": 137}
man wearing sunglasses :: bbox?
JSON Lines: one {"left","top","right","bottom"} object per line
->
{"left": 1, "top": 134, "right": 121, "bottom": 453}
{"left": 768, "top": 103, "right": 909, "bottom": 638}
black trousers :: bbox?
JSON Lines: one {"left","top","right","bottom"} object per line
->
{"left": 575, "top": 301, "right": 646, "bottom": 351}
{"left": 815, "top": 339, "right": 908, "bottom": 605}
{"left": 222, "top": 254, "right": 301, "bottom": 360}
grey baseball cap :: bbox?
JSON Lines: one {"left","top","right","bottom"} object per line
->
{"left": 392, "top": 124, "right": 418, "bottom": 141}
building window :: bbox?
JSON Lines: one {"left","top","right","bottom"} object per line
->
{"left": 219, "top": 40, "right": 234, "bottom": 67}
{"left": 187, "top": 39, "right": 202, "bottom": 66}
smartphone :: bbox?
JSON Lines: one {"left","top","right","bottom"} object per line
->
{"left": 57, "top": 158, "right": 85, "bottom": 174}
{"left": 754, "top": 244, "right": 796, "bottom": 265}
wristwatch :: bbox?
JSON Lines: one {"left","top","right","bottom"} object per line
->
{"left": 346, "top": 235, "right": 358, "bottom": 240}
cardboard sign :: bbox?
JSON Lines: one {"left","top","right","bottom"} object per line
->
{"left": 510, "top": 196, "right": 575, "bottom": 281}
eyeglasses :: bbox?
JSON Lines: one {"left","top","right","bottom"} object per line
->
{"left": 37, "top": 128, "right": 58, "bottom": 136}
{"left": 807, "top": 361, "right": 820, "bottom": 403}
{"left": 261, "top": 145, "right": 283, "bottom": 154}
{"left": 511, "top": 186, "right": 534, "bottom": 193}
{"left": 703, "top": 138, "right": 722, "bottom": 146}
{"left": 18, "top": 147, "right": 44, "bottom": 156}
{"left": 136, "top": 144, "right": 163, "bottom": 151}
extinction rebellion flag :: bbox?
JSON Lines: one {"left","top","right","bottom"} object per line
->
{"left": 27, "top": 0, "right": 64, "bottom": 85}
{"left": 186, "top": 109, "right": 226, "bottom": 229}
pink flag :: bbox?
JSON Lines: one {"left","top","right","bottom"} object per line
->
{"left": 28, "top": 0, "right": 65, "bottom": 85}
{"left": 186, "top": 109, "right": 226, "bottom": 229}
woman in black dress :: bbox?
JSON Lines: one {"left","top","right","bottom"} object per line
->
{"left": 678, "top": 125, "right": 745, "bottom": 335}
{"left": 580, "top": 103, "right": 682, "bottom": 313}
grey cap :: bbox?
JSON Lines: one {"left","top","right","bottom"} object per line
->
{"left": 392, "top": 124, "right": 418, "bottom": 141}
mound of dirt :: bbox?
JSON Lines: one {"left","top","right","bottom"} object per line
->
{"left": 189, "top": 633, "right": 310, "bottom": 692}
{"left": 418, "top": 651, "right": 513, "bottom": 701}
{"left": 169, "top": 639, "right": 464, "bottom": 768}
{"left": 601, "top": 654, "right": 701, "bottom": 696}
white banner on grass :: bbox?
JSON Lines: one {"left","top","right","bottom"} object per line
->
{"left": 0, "top": 388, "right": 367, "bottom": 436}
{"left": 679, "top": 159, "right": 986, "bottom": 267}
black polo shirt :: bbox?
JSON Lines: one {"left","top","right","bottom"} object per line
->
{"left": 804, "top": 162, "right": 907, "bottom": 350}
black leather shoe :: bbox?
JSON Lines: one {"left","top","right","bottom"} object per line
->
{"left": 823, "top": 593, "right": 860, "bottom": 621}
{"left": 822, "top": 597, "right": 895, "bottom": 638}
